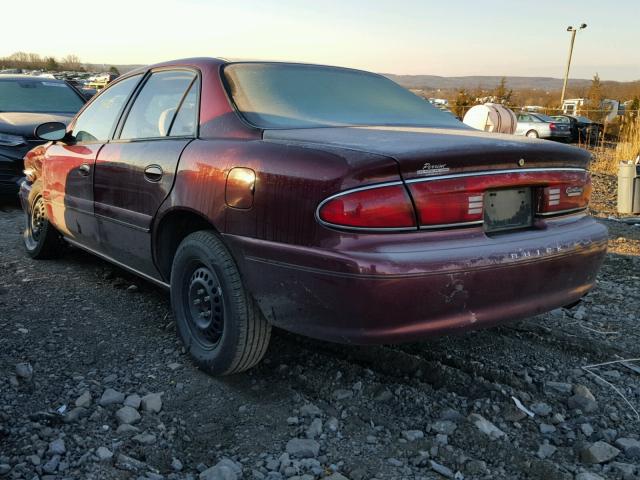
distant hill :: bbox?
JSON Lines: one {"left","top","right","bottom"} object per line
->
{"left": 383, "top": 74, "right": 600, "bottom": 91}
{"left": 81, "top": 63, "right": 638, "bottom": 97}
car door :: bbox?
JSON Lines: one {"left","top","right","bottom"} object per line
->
{"left": 43, "top": 74, "right": 143, "bottom": 251}
{"left": 93, "top": 68, "right": 199, "bottom": 277}
{"left": 515, "top": 114, "right": 531, "bottom": 135}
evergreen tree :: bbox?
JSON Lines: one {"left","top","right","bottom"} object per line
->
{"left": 453, "top": 89, "right": 472, "bottom": 119}
{"left": 45, "top": 57, "right": 59, "bottom": 71}
{"left": 493, "top": 77, "right": 513, "bottom": 105}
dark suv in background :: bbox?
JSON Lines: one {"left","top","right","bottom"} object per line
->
{"left": 0, "top": 75, "right": 85, "bottom": 196}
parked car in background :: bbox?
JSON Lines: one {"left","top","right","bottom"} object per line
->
{"left": 515, "top": 112, "right": 571, "bottom": 141}
{"left": 21, "top": 58, "right": 606, "bottom": 375}
{"left": 0, "top": 75, "right": 85, "bottom": 196}
{"left": 551, "top": 114, "right": 601, "bottom": 145}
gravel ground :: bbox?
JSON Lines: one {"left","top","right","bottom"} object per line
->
{"left": 1, "top": 173, "right": 639, "bottom": 480}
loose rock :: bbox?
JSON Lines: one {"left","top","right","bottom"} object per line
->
{"left": 401, "top": 430, "right": 424, "bottom": 441}
{"left": 580, "top": 441, "right": 620, "bottom": 464}
{"left": 115, "top": 406, "right": 142, "bottom": 425}
{"left": 99, "top": 388, "right": 125, "bottom": 407}
{"left": 140, "top": 392, "right": 163, "bottom": 413}
{"left": 468, "top": 413, "right": 506, "bottom": 439}
{"left": 75, "top": 391, "right": 91, "bottom": 408}
{"left": 124, "top": 393, "right": 141, "bottom": 409}
{"left": 286, "top": 438, "right": 320, "bottom": 458}
{"left": 614, "top": 437, "right": 640, "bottom": 458}
{"left": 568, "top": 385, "right": 598, "bottom": 413}
{"left": 48, "top": 438, "right": 66, "bottom": 455}
{"left": 15, "top": 362, "right": 33, "bottom": 381}
{"left": 96, "top": 447, "right": 113, "bottom": 462}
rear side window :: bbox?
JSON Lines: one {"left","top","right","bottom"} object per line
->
{"left": 120, "top": 70, "right": 196, "bottom": 140}
{"left": 72, "top": 74, "right": 142, "bottom": 143}
{"left": 169, "top": 80, "right": 198, "bottom": 137}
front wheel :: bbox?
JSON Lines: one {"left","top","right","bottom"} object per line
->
{"left": 170, "top": 230, "right": 271, "bottom": 375}
{"left": 23, "top": 192, "right": 64, "bottom": 259}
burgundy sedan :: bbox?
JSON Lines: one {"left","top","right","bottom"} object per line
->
{"left": 20, "top": 58, "right": 607, "bottom": 375}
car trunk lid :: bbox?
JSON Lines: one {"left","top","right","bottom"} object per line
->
{"left": 263, "top": 125, "right": 591, "bottom": 181}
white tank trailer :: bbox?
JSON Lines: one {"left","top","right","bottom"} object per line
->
{"left": 463, "top": 103, "right": 517, "bottom": 134}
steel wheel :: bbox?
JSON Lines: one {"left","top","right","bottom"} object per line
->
{"left": 25, "top": 196, "right": 47, "bottom": 250}
{"left": 170, "top": 230, "right": 271, "bottom": 375}
{"left": 184, "top": 264, "right": 225, "bottom": 347}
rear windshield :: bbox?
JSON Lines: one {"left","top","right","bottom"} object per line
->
{"left": 223, "top": 63, "right": 464, "bottom": 129}
{"left": 534, "top": 114, "right": 554, "bottom": 122}
{"left": 0, "top": 78, "right": 84, "bottom": 113}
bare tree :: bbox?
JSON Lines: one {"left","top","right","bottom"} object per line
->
{"left": 61, "top": 54, "right": 82, "bottom": 71}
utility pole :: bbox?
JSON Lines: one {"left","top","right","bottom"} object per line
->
{"left": 559, "top": 23, "right": 587, "bottom": 110}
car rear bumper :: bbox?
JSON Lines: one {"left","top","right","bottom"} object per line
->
{"left": 550, "top": 131, "right": 571, "bottom": 139}
{"left": 224, "top": 215, "right": 608, "bottom": 344}
{"left": 0, "top": 153, "right": 23, "bottom": 196}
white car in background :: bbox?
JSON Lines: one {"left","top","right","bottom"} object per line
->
{"left": 515, "top": 112, "right": 571, "bottom": 141}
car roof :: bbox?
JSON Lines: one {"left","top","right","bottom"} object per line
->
{"left": 0, "top": 74, "right": 67, "bottom": 82}
{"left": 124, "top": 57, "right": 377, "bottom": 77}
{"left": 125, "top": 57, "right": 227, "bottom": 76}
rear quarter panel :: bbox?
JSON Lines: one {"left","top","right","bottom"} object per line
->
{"left": 159, "top": 138, "right": 402, "bottom": 247}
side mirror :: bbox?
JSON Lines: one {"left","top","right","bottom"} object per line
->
{"left": 34, "top": 122, "right": 67, "bottom": 142}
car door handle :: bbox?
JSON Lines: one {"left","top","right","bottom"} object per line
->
{"left": 78, "top": 164, "right": 91, "bottom": 176}
{"left": 144, "top": 165, "right": 163, "bottom": 182}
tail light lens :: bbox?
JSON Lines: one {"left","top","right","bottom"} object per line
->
{"left": 407, "top": 170, "right": 591, "bottom": 228}
{"left": 537, "top": 171, "right": 592, "bottom": 215}
{"left": 407, "top": 177, "right": 487, "bottom": 227}
{"left": 549, "top": 122, "right": 557, "bottom": 131}
{"left": 318, "top": 170, "right": 590, "bottom": 232}
{"left": 317, "top": 183, "right": 416, "bottom": 229}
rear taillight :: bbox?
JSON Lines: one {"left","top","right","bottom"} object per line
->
{"left": 407, "top": 169, "right": 591, "bottom": 228}
{"left": 407, "top": 176, "right": 487, "bottom": 227}
{"left": 537, "top": 171, "right": 592, "bottom": 215}
{"left": 317, "top": 169, "right": 590, "bottom": 232}
{"left": 549, "top": 122, "right": 557, "bottom": 130}
{"left": 317, "top": 183, "right": 416, "bottom": 229}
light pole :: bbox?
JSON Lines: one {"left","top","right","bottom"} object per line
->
{"left": 559, "top": 23, "right": 587, "bottom": 110}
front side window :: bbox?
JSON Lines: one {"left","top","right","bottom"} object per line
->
{"left": 120, "top": 70, "right": 196, "bottom": 140}
{"left": 223, "top": 63, "right": 464, "bottom": 129}
{"left": 0, "top": 79, "right": 85, "bottom": 114}
{"left": 72, "top": 74, "right": 142, "bottom": 143}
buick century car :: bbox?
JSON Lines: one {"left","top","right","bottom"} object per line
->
{"left": 20, "top": 58, "right": 607, "bottom": 375}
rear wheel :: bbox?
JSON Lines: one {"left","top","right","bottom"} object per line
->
{"left": 23, "top": 191, "right": 64, "bottom": 259}
{"left": 170, "top": 230, "right": 271, "bottom": 375}
{"left": 526, "top": 130, "right": 539, "bottom": 138}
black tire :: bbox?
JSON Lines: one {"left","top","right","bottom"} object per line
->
{"left": 170, "top": 230, "right": 271, "bottom": 375}
{"left": 23, "top": 186, "right": 64, "bottom": 259}
{"left": 526, "top": 130, "right": 539, "bottom": 138}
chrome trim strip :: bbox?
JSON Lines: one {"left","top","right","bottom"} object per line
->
{"left": 419, "top": 220, "right": 484, "bottom": 230}
{"left": 64, "top": 237, "right": 170, "bottom": 289}
{"left": 315, "top": 180, "right": 417, "bottom": 232}
{"left": 536, "top": 207, "right": 588, "bottom": 217}
{"left": 405, "top": 167, "right": 587, "bottom": 184}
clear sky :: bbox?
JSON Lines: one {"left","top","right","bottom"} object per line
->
{"left": 2, "top": 0, "right": 638, "bottom": 81}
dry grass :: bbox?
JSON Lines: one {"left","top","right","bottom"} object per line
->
{"left": 591, "top": 148, "right": 618, "bottom": 175}
{"left": 615, "top": 116, "right": 640, "bottom": 164}
{"left": 591, "top": 116, "right": 640, "bottom": 175}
